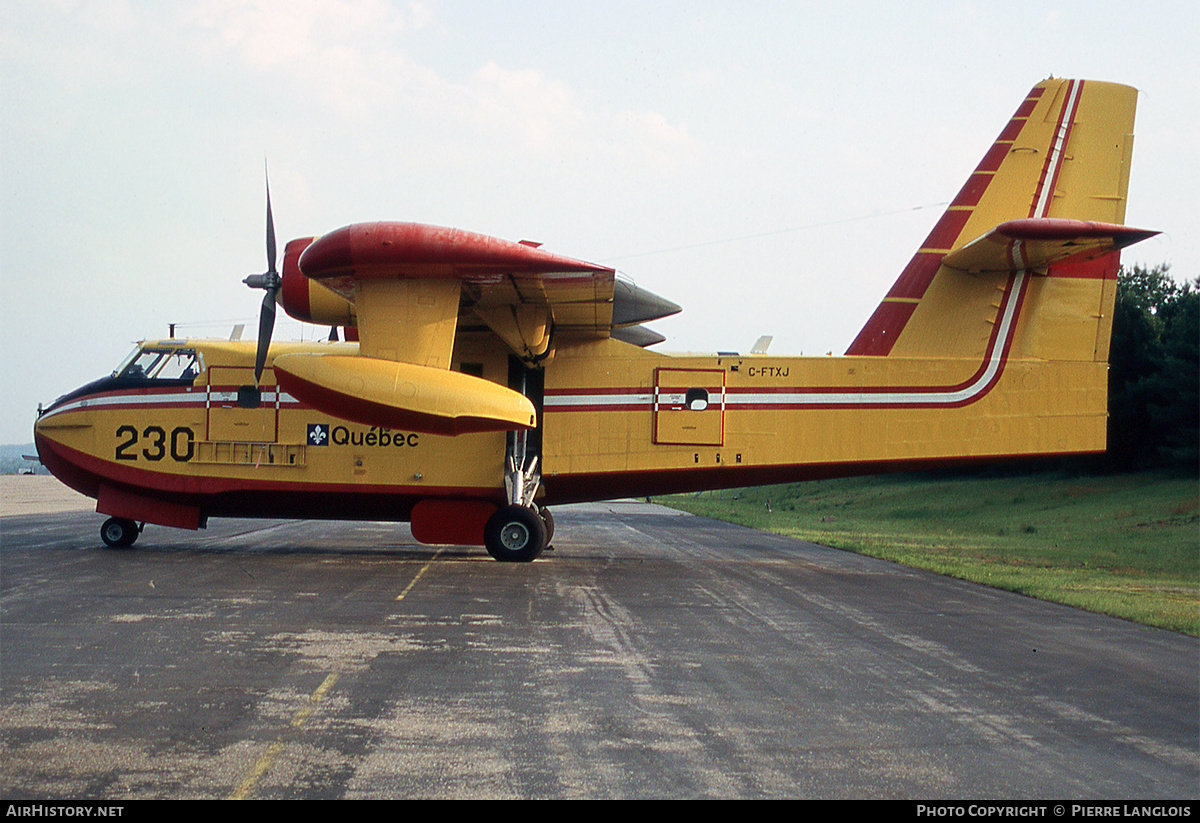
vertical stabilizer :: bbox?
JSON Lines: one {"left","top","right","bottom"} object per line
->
{"left": 846, "top": 79, "right": 1142, "bottom": 362}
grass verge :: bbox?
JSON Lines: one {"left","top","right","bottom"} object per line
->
{"left": 656, "top": 469, "right": 1199, "bottom": 635}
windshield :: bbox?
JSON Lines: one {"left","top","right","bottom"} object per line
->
{"left": 113, "top": 346, "right": 202, "bottom": 381}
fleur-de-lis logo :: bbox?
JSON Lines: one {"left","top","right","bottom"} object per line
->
{"left": 308, "top": 423, "right": 329, "bottom": 445}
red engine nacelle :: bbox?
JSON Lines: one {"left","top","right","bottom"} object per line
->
{"left": 280, "top": 236, "right": 357, "bottom": 332}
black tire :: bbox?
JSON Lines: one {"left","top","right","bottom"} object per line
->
{"left": 100, "top": 517, "right": 139, "bottom": 548}
{"left": 484, "top": 505, "right": 547, "bottom": 562}
{"left": 538, "top": 506, "right": 555, "bottom": 546}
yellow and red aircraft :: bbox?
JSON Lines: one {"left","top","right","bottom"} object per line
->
{"left": 34, "top": 78, "right": 1157, "bottom": 561}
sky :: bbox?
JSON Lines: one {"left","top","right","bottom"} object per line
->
{"left": 2, "top": 0, "right": 1197, "bottom": 445}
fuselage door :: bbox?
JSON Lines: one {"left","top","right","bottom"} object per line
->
{"left": 207, "top": 366, "right": 279, "bottom": 443}
{"left": 653, "top": 367, "right": 724, "bottom": 446}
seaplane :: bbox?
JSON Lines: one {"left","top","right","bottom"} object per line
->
{"left": 34, "top": 78, "right": 1157, "bottom": 561}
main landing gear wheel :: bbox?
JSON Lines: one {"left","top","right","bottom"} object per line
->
{"left": 538, "top": 506, "right": 555, "bottom": 547}
{"left": 484, "top": 504, "right": 547, "bottom": 563}
{"left": 100, "top": 517, "right": 140, "bottom": 548}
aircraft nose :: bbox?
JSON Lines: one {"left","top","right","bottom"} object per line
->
{"left": 33, "top": 409, "right": 99, "bottom": 501}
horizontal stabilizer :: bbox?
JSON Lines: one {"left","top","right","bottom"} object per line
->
{"left": 273, "top": 353, "right": 536, "bottom": 436}
{"left": 943, "top": 218, "right": 1159, "bottom": 274}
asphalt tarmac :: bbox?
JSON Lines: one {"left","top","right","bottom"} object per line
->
{"left": 1, "top": 497, "right": 1197, "bottom": 799}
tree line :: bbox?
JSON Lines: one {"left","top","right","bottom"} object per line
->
{"left": 1106, "top": 264, "right": 1198, "bottom": 471}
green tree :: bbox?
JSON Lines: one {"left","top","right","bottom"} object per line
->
{"left": 1106, "top": 265, "right": 1199, "bottom": 470}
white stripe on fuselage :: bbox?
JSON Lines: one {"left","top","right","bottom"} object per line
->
{"left": 545, "top": 269, "right": 1028, "bottom": 412}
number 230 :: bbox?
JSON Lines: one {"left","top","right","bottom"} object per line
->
{"left": 115, "top": 425, "right": 194, "bottom": 462}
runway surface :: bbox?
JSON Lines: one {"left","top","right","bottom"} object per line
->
{"left": 1, "top": 499, "right": 1197, "bottom": 799}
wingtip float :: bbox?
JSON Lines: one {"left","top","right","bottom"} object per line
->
{"left": 35, "top": 78, "right": 1157, "bottom": 562}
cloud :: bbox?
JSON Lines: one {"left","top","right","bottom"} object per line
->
{"left": 458, "top": 62, "right": 700, "bottom": 174}
{"left": 173, "top": 2, "right": 703, "bottom": 176}
{"left": 181, "top": 0, "right": 422, "bottom": 69}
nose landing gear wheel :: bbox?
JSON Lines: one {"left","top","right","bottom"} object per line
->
{"left": 100, "top": 517, "right": 140, "bottom": 548}
{"left": 484, "top": 504, "right": 547, "bottom": 562}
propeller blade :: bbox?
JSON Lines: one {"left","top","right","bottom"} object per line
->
{"left": 249, "top": 159, "right": 280, "bottom": 385}
{"left": 265, "top": 163, "right": 277, "bottom": 277}
{"left": 255, "top": 287, "right": 277, "bottom": 383}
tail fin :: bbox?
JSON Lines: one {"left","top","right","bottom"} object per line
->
{"left": 847, "top": 78, "right": 1155, "bottom": 363}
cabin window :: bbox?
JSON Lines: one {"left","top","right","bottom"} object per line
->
{"left": 237, "top": 385, "right": 262, "bottom": 408}
{"left": 685, "top": 387, "right": 709, "bottom": 411}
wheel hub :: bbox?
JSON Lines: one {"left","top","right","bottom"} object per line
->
{"left": 500, "top": 522, "right": 530, "bottom": 550}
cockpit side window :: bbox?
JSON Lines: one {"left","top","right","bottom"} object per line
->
{"left": 44, "top": 346, "right": 204, "bottom": 415}
{"left": 115, "top": 348, "right": 202, "bottom": 383}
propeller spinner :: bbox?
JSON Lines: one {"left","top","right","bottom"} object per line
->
{"left": 243, "top": 166, "right": 279, "bottom": 384}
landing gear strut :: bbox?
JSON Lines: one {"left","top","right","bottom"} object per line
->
{"left": 483, "top": 358, "right": 551, "bottom": 562}
{"left": 485, "top": 424, "right": 550, "bottom": 562}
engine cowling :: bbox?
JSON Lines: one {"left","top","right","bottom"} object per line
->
{"left": 280, "top": 237, "right": 357, "bottom": 328}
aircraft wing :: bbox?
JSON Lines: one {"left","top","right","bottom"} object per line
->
{"left": 300, "top": 222, "right": 619, "bottom": 341}
{"left": 291, "top": 222, "right": 679, "bottom": 360}
{"left": 272, "top": 221, "right": 679, "bottom": 435}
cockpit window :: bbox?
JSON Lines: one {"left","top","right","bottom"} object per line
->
{"left": 114, "top": 347, "right": 202, "bottom": 382}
